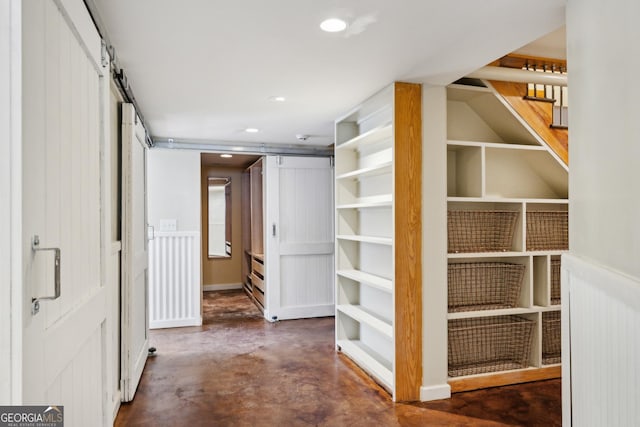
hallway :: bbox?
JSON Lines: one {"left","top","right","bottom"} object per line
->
{"left": 115, "top": 291, "right": 561, "bottom": 426}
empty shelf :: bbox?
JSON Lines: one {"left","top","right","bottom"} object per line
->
{"left": 336, "top": 235, "right": 393, "bottom": 246}
{"left": 337, "top": 339, "right": 393, "bottom": 391}
{"left": 336, "top": 123, "right": 392, "bottom": 151}
{"left": 337, "top": 305, "right": 393, "bottom": 339}
{"left": 337, "top": 194, "right": 393, "bottom": 209}
{"left": 336, "top": 161, "right": 392, "bottom": 181}
{"left": 337, "top": 269, "right": 392, "bottom": 293}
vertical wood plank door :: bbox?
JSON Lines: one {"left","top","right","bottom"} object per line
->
{"left": 265, "top": 156, "right": 335, "bottom": 320}
{"left": 21, "top": 0, "right": 108, "bottom": 424}
{"left": 120, "top": 103, "right": 150, "bottom": 401}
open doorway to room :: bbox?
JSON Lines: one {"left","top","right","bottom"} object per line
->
{"left": 200, "top": 153, "right": 262, "bottom": 321}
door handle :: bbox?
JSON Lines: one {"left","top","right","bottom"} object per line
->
{"left": 31, "top": 235, "right": 61, "bottom": 315}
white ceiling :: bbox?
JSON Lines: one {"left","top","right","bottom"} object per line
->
{"left": 90, "top": 0, "right": 566, "bottom": 148}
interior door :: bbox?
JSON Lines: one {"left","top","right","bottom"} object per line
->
{"left": 265, "top": 156, "right": 335, "bottom": 320}
{"left": 120, "top": 103, "right": 149, "bottom": 401}
{"left": 21, "top": 0, "right": 107, "bottom": 424}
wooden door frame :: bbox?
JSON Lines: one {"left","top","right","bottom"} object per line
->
{"left": 0, "top": 0, "right": 23, "bottom": 405}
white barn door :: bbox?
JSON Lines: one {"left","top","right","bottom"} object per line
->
{"left": 21, "top": 0, "right": 108, "bottom": 425}
{"left": 265, "top": 156, "right": 335, "bottom": 320}
{"left": 120, "top": 103, "right": 149, "bottom": 401}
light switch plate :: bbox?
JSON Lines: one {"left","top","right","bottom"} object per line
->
{"left": 159, "top": 219, "right": 177, "bottom": 232}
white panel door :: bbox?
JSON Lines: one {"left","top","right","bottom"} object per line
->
{"left": 21, "top": 0, "right": 107, "bottom": 425}
{"left": 120, "top": 103, "right": 149, "bottom": 401}
{"left": 265, "top": 156, "right": 335, "bottom": 320}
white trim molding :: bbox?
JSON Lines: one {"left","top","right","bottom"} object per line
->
{"left": 203, "top": 283, "right": 243, "bottom": 292}
{"left": 420, "top": 384, "right": 452, "bottom": 402}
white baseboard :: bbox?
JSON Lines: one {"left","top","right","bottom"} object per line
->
{"left": 420, "top": 384, "right": 451, "bottom": 401}
{"left": 203, "top": 283, "right": 243, "bottom": 292}
{"left": 150, "top": 317, "right": 202, "bottom": 329}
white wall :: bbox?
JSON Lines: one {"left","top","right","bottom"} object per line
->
{"left": 148, "top": 148, "right": 201, "bottom": 232}
{"left": 565, "top": 0, "right": 640, "bottom": 424}
{"left": 421, "top": 85, "right": 451, "bottom": 401}
{"left": 568, "top": 0, "right": 640, "bottom": 278}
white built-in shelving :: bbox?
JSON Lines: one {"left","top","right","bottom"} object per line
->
{"left": 444, "top": 81, "right": 567, "bottom": 389}
{"left": 335, "top": 82, "right": 422, "bottom": 401}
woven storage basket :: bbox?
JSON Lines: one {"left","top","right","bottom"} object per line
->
{"left": 448, "top": 210, "right": 518, "bottom": 253}
{"left": 448, "top": 315, "right": 534, "bottom": 377}
{"left": 448, "top": 263, "right": 525, "bottom": 312}
{"left": 550, "top": 258, "right": 561, "bottom": 305}
{"left": 542, "top": 311, "right": 561, "bottom": 365}
{"left": 526, "top": 211, "right": 568, "bottom": 251}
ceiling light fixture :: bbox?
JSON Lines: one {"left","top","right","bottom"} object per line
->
{"left": 245, "top": 128, "right": 259, "bottom": 133}
{"left": 269, "top": 96, "right": 286, "bottom": 102}
{"left": 220, "top": 154, "right": 233, "bottom": 158}
{"left": 320, "top": 18, "right": 347, "bottom": 33}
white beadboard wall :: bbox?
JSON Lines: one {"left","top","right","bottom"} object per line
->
{"left": 563, "top": 254, "right": 640, "bottom": 426}
{"left": 149, "top": 231, "right": 202, "bottom": 329}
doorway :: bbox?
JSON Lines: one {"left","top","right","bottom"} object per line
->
{"left": 200, "top": 153, "right": 262, "bottom": 315}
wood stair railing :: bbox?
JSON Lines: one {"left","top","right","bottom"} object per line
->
{"left": 489, "top": 79, "right": 568, "bottom": 165}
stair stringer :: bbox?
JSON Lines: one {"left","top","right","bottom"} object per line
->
{"left": 484, "top": 80, "right": 568, "bottom": 170}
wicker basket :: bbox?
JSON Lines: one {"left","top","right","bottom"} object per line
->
{"left": 448, "top": 263, "right": 525, "bottom": 312}
{"left": 542, "top": 311, "right": 561, "bottom": 365}
{"left": 448, "top": 315, "right": 534, "bottom": 377}
{"left": 526, "top": 211, "right": 568, "bottom": 251}
{"left": 550, "top": 258, "right": 561, "bottom": 305}
{"left": 448, "top": 210, "right": 518, "bottom": 253}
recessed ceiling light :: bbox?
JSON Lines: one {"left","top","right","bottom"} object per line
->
{"left": 245, "top": 128, "right": 259, "bottom": 133}
{"left": 220, "top": 154, "right": 233, "bottom": 158}
{"left": 320, "top": 18, "right": 347, "bottom": 33}
{"left": 269, "top": 96, "right": 286, "bottom": 102}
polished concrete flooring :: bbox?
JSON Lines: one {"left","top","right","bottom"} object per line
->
{"left": 115, "top": 290, "right": 561, "bottom": 426}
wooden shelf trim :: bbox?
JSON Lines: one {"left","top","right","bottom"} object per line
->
{"left": 336, "top": 235, "right": 393, "bottom": 246}
{"left": 335, "top": 161, "right": 392, "bottom": 181}
{"left": 448, "top": 366, "right": 561, "bottom": 393}
{"left": 336, "top": 305, "right": 393, "bottom": 339}
{"left": 336, "top": 123, "right": 392, "bottom": 151}
{"left": 337, "top": 339, "right": 393, "bottom": 390}
{"left": 337, "top": 269, "right": 393, "bottom": 293}
{"left": 393, "top": 82, "right": 423, "bottom": 402}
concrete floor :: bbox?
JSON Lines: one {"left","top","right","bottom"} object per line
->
{"left": 115, "top": 290, "right": 561, "bottom": 426}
